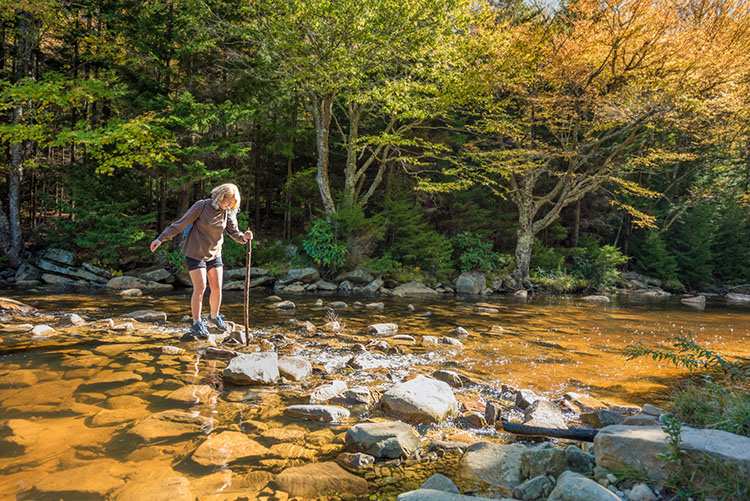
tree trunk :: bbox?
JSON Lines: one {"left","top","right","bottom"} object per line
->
{"left": 6, "top": 10, "right": 38, "bottom": 267}
{"left": 311, "top": 95, "right": 336, "bottom": 215}
{"left": 513, "top": 223, "right": 534, "bottom": 289}
{"left": 284, "top": 156, "right": 292, "bottom": 239}
{"left": 572, "top": 200, "right": 581, "bottom": 247}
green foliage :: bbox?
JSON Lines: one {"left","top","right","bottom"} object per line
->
{"left": 632, "top": 232, "right": 679, "bottom": 283}
{"left": 302, "top": 218, "right": 347, "bottom": 271}
{"left": 531, "top": 242, "right": 565, "bottom": 273}
{"left": 364, "top": 253, "right": 402, "bottom": 277}
{"left": 671, "top": 382, "right": 750, "bottom": 437}
{"left": 531, "top": 269, "right": 589, "bottom": 293}
{"left": 252, "top": 240, "right": 290, "bottom": 267}
{"left": 47, "top": 201, "right": 154, "bottom": 269}
{"left": 711, "top": 201, "right": 750, "bottom": 285}
{"left": 218, "top": 212, "right": 251, "bottom": 268}
{"left": 380, "top": 195, "right": 454, "bottom": 279}
{"left": 570, "top": 240, "right": 628, "bottom": 290}
{"left": 669, "top": 204, "right": 715, "bottom": 290}
{"left": 452, "top": 231, "right": 510, "bottom": 273}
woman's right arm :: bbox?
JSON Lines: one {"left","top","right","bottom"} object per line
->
{"left": 154, "top": 200, "right": 204, "bottom": 245}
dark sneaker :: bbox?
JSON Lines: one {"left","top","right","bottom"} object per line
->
{"left": 182, "top": 320, "right": 208, "bottom": 341}
{"left": 209, "top": 313, "right": 228, "bottom": 331}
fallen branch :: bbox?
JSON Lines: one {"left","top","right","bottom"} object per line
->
{"left": 500, "top": 419, "right": 599, "bottom": 442}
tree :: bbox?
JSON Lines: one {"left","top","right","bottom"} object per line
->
{"left": 255, "top": 0, "right": 468, "bottom": 215}
{"left": 424, "top": 0, "right": 750, "bottom": 286}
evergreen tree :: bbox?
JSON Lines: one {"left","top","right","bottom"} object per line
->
{"left": 712, "top": 202, "right": 750, "bottom": 285}
{"left": 632, "top": 232, "right": 679, "bottom": 283}
{"left": 668, "top": 204, "right": 716, "bottom": 290}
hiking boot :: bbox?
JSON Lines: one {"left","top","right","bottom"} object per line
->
{"left": 209, "top": 313, "right": 228, "bottom": 331}
{"left": 181, "top": 319, "right": 209, "bottom": 341}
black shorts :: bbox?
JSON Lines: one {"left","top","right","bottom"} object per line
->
{"left": 186, "top": 255, "right": 223, "bottom": 271}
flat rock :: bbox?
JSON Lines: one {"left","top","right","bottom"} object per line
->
{"left": 273, "top": 461, "right": 368, "bottom": 498}
{"left": 192, "top": 431, "right": 270, "bottom": 466}
{"left": 127, "top": 310, "right": 167, "bottom": 323}
{"left": 165, "top": 384, "right": 218, "bottom": 405}
{"left": 107, "top": 276, "right": 148, "bottom": 289}
{"left": 726, "top": 292, "right": 750, "bottom": 303}
{"left": 278, "top": 356, "right": 312, "bottom": 381}
{"left": 392, "top": 281, "right": 438, "bottom": 296}
{"left": 458, "top": 442, "right": 527, "bottom": 496}
{"left": 310, "top": 380, "right": 348, "bottom": 403}
{"left": 582, "top": 295, "right": 610, "bottom": 303}
{"left": 285, "top": 267, "right": 320, "bottom": 283}
{"left": 337, "top": 452, "right": 375, "bottom": 470}
{"left": 548, "top": 471, "right": 620, "bottom": 500}
{"left": 113, "top": 475, "right": 193, "bottom": 501}
{"left": 91, "top": 407, "right": 148, "bottom": 427}
{"left": 368, "top": 323, "right": 398, "bottom": 336}
{"left": 336, "top": 268, "right": 374, "bottom": 284}
{"left": 381, "top": 375, "right": 459, "bottom": 423}
{"left": 285, "top": 404, "right": 350, "bottom": 422}
{"left": 33, "top": 461, "right": 126, "bottom": 498}
{"left": 564, "top": 392, "right": 607, "bottom": 413}
{"left": 681, "top": 295, "right": 706, "bottom": 307}
{"left": 594, "top": 424, "right": 750, "bottom": 483}
{"left": 130, "top": 410, "right": 211, "bottom": 441}
{"left": 223, "top": 352, "right": 279, "bottom": 385}
{"left": 520, "top": 445, "right": 567, "bottom": 478}
{"left": 345, "top": 421, "right": 420, "bottom": 459}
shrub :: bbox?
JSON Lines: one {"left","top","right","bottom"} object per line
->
{"left": 452, "top": 231, "right": 511, "bottom": 273}
{"left": 531, "top": 269, "right": 589, "bottom": 293}
{"left": 671, "top": 382, "right": 750, "bottom": 437}
{"left": 632, "top": 231, "right": 679, "bottom": 282}
{"left": 330, "top": 205, "right": 385, "bottom": 267}
{"left": 364, "top": 253, "right": 402, "bottom": 277}
{"left": 302, "top": 218, "right": 347, "bottom": 271}
{"left": 530, "top": 241, "right": 565, "bottom": 272}
{"left": 570, "top": 239, "right": 628, "bottom": 290}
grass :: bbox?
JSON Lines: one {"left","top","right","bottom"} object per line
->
{"left": 671, "top": 381, "right": 750, "bottom": 437}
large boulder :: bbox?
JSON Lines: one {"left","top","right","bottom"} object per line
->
{"left": 455, "top": 272, "right": 486, "bottom": 295}
{"left": 594, "top": 424, "right": 750, "bottom": 483}
{"left": 138, "top": 268, "right": 172, "bottom": 283}
{"left": 381, "top": 375, "right": 459, "bottom": 423}
{"left": 37, "top": 259, "right": 107, "bottom": 283}
{"left": 273, "top": 462, "right": 368, "bottom": 498}
{"left": 547, "top": 471, "right": 620, "bottom": 501}
{"left": 222, "top": 352, "right": 279, "bottom": 385}
{"left": 392, "top": 281, "right": 438, "bottom": 297}
{"left": 458, "top": 442, "right": 527, "bottom": 496}
{"left": 285, "top": 267, "right": 320, "bottom": 284}
{"left": 14, "top": 262, "right": 41, "bottom": 282}
{"left": 345, "top": 421, "right": 420, "bottom": 459}
{"left": 42, "top": 248, "right": 76, "bottom": 265}
{"left": 336, "top": 268, "right": 374, "bottom": 284}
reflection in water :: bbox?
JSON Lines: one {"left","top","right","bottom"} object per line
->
{"left": 1, "top": 290, "right": 750, "bottom": 499}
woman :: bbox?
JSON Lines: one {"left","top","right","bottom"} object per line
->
{"left": 149, "top": 183, "right": 253, "bottom": 339}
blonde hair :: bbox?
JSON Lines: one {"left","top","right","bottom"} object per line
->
{"left": 210, "top": 183, "right": 241, "bottom": 214}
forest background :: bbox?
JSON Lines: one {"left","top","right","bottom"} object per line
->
{"left": 2, "top": 0, "right": 750, "bottom": 294}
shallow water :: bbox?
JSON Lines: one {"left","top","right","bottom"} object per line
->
{"left": 1, "top": 290, "right": 750, "bottom": 499}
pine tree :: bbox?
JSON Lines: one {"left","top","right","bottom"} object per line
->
{"left": 669, "top": 204, "right": 715, "bottom": 290}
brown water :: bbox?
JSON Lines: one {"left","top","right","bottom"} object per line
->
{"left": 1, "top": 290, "right": 750, "bottom": 499}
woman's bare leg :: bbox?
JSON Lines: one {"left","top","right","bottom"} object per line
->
{"left": 207, "top": 266, "right": 223, "bottom": 318}
{"left": 189, "top": 268, "right": 207, "bottom": 321}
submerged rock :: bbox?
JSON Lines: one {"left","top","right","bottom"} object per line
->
{"left": 285, "top": 404, "right": 350, "bottom": 422}
{"left": 381, "top": 375, "right": 459, "bottom": 423}
{"left": 222, "top": 352, "right": 279, "bottom": 385}
{"left": 129, "top": 410, "right": 211, "bottom": 441}
{"left": 191, "top": 431, "right": 270, "bottom": 466}
{"left": 273, "top": 461, "right": 368, "bottom": 498}
{"left": 345, "top": 420, "right": 420, "bottom": 459}
{"left": 165, "top": 384, "right": 217, "bottom": 405}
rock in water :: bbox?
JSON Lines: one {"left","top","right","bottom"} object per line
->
{"left": 309, "top": 380, "right": 348, "bottom": 403}
{"left": 397, "top": 490, "right": 501, "bottom": 501}
{"left": 336, "top": 452, "right": 375, "bottom": 470}
{"left": 271, "top": 300, "right": 296, "bottom": 310}
{"left": 126, "top": 310, "right": 168, "bottom": 323}
{"left": 458, "top": 442, "right": 527, "bottom": 496}
{"left": 582, "top": 295, "right": 610, "bottom": 303}
{"left": 113, "top": 476, "right": 193, "bottom": 501}
{"left": 165, "top": 385, "right": 217, "bottom": 405}
{"left": 594, "top": 424, "right": 750, "bottom": 483}
{"left": 547, "top": 471, "right": 620, "bottom": 501}
{"left": 285, "top": 404, "right": 350, "bottom": 422}
{"left": 345, "top": 421, "right": 420, "bottom": 459}
{"left": 285, "top": 267, "right": 320, "bottom": 283}
{"left": 392, "top": 281, "right": 439, "bottom": 296}
{"left": 222, "top": 352, "right": 279, "bottom": 385}
{"left": 31, "top": 324, "right": 56, "bottom": 337}
{"left": 368, "top": 323, "right": 398, "bottom": 336}
{"left": 273, "top": 462, "right": 368, "bottom": 498}
{"left": 191, "top": 431, "right": 270, "bottom": 466}
{"left": 277, "top": 356, "right": 312, "bottom": 381}
{"left": 381, "top": 375, "right": 459, "bottom": 423}
{"left": 523, "top": 399, "right": 567, "bottom": 429}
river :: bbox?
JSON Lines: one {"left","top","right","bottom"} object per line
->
{"left": 1, "top": 290, "right": 749, "bottom": 499}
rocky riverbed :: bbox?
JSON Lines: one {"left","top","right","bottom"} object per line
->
{"left": 1, "top": 293, "right": 749, "bottom": 500}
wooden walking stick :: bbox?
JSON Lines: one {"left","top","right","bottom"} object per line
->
{"left": 243, "top": 239, "right": 252, "bottom": 346}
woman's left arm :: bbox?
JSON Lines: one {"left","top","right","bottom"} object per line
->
{"left": 226, "top": 213, "right": 250, "bottom": 243}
